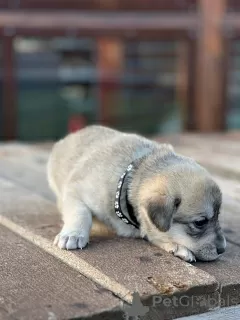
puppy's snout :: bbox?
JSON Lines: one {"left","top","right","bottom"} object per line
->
{"left": 216, "top": 231, "right": 226, "bottom": 255}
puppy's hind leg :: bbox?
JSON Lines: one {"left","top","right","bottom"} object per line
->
{"left": 54, "top": 189, "right": 92, "bottom": 250}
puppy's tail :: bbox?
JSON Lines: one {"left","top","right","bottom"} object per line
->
{"left": 90, "top": 217, "right": 115, "bottom": 238}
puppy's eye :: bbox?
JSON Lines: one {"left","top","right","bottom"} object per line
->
{"left": 174, "top": 197, "right": 181, "bottom": 209}
{"left": 193, "top": 218, "right": 208, "bottom": 229}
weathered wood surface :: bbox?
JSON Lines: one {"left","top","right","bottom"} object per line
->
{"left": 0, "top": 161, "right": 218, "bottom": 319}
{"left": 0, "top": 224, "right": 121, "bottom": 320}
{"left": 0, "top": 133, "right": 240, "bottom": 319}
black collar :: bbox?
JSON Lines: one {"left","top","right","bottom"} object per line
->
{"left": 114, "top": 162, "right": 140, "bottom": 229}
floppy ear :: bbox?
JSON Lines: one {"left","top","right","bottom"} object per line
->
{"left": 147, "top": 196, "right": 177, "bottom": 232}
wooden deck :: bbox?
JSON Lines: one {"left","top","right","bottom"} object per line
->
{"left": 0, "top": 133, "right": 240, "bottom": 320}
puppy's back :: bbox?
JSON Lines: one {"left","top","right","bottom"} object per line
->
{"left": 47, "top": 126, "right": 120, "bottom": 194}
{"left": 47, "top": 125, "right": 165, "bottom": 201}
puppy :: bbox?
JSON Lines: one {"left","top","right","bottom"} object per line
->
{"left": 47, "top": 125, "right": 226, "bottom": 262}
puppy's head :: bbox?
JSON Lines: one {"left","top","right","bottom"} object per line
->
{"left": 136, "top": 154, "right": 226, "bottom": 261}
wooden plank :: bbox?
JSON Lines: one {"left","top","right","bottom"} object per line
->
{"left": 194, "top": 0, "right": 227, "bottom": 131}
{"left": 155, "top": 135, "right": 240, "bottom": 179}
{"left": 0, "top": 11, "right": 198, "bottom": 38}
{"left": 213, "top": 175, "right": 240, "bottom": 245}
{"left": 0, "top": 224, "right": 121, "bottom": 320}
{"left": 2, "top": 142, "right": 240, "bottom": 318}
{"left": 172, "top": 134, "right": 240, "bottom": 152}
{"left": 2, "top": 35, "right": 17, "bottom": 140}
{"left": 156, "top": 132, "right": 240, "bottom": 149}
{"left": 196, "top": 242, "right": 240, "bottom": 307}
{"left": 0, "top": 158, "right": 54, "bottom": 201}
{"left": 0, "top": 176, "right": 221, "bottom": 319}
{"left": 175, "top": 146, "right": 240, "bottom": 179}
{"left": 0, "top": 143, "right": 49, "bottom": 170}
{"left": 0, "top": 143, "right": 53, "bottom": 199}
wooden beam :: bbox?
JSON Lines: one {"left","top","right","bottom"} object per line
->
{"left": 2, "top": 35, "right": 17, "bottom": 140}
{"left": 224, "top": 13, "right": 240, "bottom": 38}
{"left": 0, "top": 11, "right": 197, "bottom": 38}
{"left": 227, "top": 0, "right": 240, "bottom": 12}
{"left": 176, "top": 41, "right": 189, "bottom": 130}
{"left": 186, "top": 39, "right": 197, "bottom": 130}
{"left": 97, "top": 38, "right": 124, "bottom": 126}
{"left": 194, "top": 0, "right": 227, "bottom": 132}
{"left": 0, "top": 0, "right": 197, "bottom": 11}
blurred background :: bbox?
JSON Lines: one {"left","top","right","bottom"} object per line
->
{"left": 0, "top": 0, "right": 239, "bottom": 141}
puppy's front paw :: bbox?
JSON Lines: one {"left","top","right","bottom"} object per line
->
{"left": 54, "top": 229, "right": 89, "bottom": 250}
{"left": 160, "top": 242, "right": 196, "bottom": 263}
{"left": 173, "top": 245, "right": 196, "bottom": 263}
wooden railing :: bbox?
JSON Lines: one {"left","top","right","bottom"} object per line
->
{"left": 0, "top": 0, "right": 240, "bottom": 139}
{"left": 0, "top": 0, "right": 197, "bottom": 11}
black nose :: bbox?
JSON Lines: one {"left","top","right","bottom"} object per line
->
{"left": 217, "top": 247, "right": 225, "bottom": 255}
{"left": 216, "top": 232, "right": 226, "bottom": 255}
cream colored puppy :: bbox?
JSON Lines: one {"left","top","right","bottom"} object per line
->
{"left": 47, "top": 125, "right": 226, "bottom": 262}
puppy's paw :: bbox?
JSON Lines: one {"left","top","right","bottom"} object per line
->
{"left": 160, "top": 242, "right": 196, "bottom": 263}
{"left": 54, "top": 229, "right": 89, "bottom": 250}
{"left": 173, "top": 245, "right": 196, "bottom": 263}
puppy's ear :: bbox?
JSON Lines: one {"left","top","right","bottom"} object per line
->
{"left": 147, "top": 196, "right": 178, "bottom": 232}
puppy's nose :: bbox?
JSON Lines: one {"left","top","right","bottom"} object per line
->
{"left": 216, "top": 232, "right": 226, "bottom": 255}
{"left": 217, "top": 246, "right": 225, "bottom": 255}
